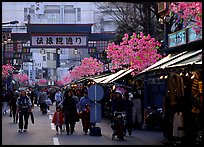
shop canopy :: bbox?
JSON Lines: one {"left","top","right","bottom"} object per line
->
{"left": 89, "top": 69, "right": 129, "bottom": 84}
{"left": 135, "top": 49, "right": 202, "bottom": 78}
{"left": 107, "top": 69, "right": 134, "bottom": 83}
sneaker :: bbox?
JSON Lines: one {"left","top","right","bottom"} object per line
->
{"left": 18, "top": 129, "right": 22, "bottom": 133}
{"left": 23, "top": 129, "right": 27, "bottom": 132}
{"left": 56, "top": 132, "right": 59, "bottom": 135}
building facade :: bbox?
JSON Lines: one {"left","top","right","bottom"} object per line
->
{"left": 2, "top": 2, "right": 117, "bottom": 85}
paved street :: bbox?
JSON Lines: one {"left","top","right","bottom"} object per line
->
{"left": 2, "top": 105, "right": 164, "bottom": 145}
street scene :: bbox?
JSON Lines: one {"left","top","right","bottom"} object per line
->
{"left": 2, "top": 2, "right": 203, "bottom": 146}
{"left": 2, "top": 104, "right": 163, "bottom": 145}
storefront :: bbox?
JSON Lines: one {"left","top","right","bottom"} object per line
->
{"left": 134, "top": 25, "right": 202, "bottom": 144}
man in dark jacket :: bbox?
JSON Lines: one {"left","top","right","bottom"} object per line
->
{"left": 62, "top": 89, "right": 78, "bottom": 135}
{"left": 16, "top": 90, "right": 32, "bottom": 132}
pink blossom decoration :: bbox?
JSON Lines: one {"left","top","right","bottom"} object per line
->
{"left": 170, "top": 2, "right": 202, "bottom": 32}
{"left": 106, "top": 32, "right": 162, "bottom": 76}
{"left": 13, "top": 73, "right": 29, "bottom": 83}
{"left": 38, "top": 78, "right": 47, "bottom": 85}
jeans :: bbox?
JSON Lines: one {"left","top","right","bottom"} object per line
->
{"left": 18, "top": 110, "right": 29, "bottom": 130}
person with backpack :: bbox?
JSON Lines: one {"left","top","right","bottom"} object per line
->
{"left": 16, "top": 90, "right": 32, "bottom": 133}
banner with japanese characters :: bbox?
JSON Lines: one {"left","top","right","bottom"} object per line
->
{"left": 31, "top": 35, "right": 87, "bottom": 47}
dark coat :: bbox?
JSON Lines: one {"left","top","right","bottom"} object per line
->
{"left": 62, "top": 96, "right": 77, "bottom": 123}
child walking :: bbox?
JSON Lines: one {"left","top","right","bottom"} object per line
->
{"left": 52, "top": 106, "right": 64, "bottom": 135}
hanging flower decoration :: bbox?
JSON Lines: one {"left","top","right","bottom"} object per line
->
{"left": 69, "top": 57, "right": 104, "bottom": 81}
{"left": 38, "top": 78, "right": 47, "bottom": 85}
{"left": 13, "top": 73, "right": 29, "bottom": 83}
{"left": 2, "top": 64, "right": 14, "bottom": 79}
{"left": 106, "top": 32, "right": 162, "bottom": 76}
{"left": 60, "top": 74, "right": 73, "bottom": 85}
{"left": 56, "top": 80, "right": 63, "bottom": 86}
{"left": 170, "top": 2, "right": 202, "bottom": 33}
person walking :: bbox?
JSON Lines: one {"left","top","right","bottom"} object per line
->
{"left": 39, "top": 88, "right": 48, "bottom": 114}
{"left": 123, "top": 92, "right": 134, "bottom": 136}
{"left": 52, "top": 106, "right": 64, "bottom": 135}
{"left": 27, "top": 87, "right": 35, "bottom": 109}
{"left": 62, "top": 89, "right": 78, "bottom": 135}
{"left": 78, "top": 89, "right": 91, "bottom": 135}
{"left": 10, "top": 90, "right": 20, "bottom": 123}
{"left": 2, "top": 90, "right": 9, "bottom": 115}
{"left": 16, "top": 90, "right": 32, "bottom": 133}
{"left": 55, "top": 89, "right": 62, "bottom": 107}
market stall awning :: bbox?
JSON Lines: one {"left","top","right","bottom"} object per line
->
{"left": 107, "top": 69, "right": 134, "bottom": 83}
{"left": 87, "top": 72, "right": 112, "bottom": 83}
{"left": 90, "top": 69, "right": 128, "bottom": 84}
{"left": 135, "top": 49, "right": 202, "bottom": 78}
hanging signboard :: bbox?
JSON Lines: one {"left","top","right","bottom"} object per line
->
{"left": 31, "top": 35, "right": 87, "bottom": 47}
{"left": 168, "top": 26, "right": 202, "bottom": 48}
{"left": 168, "top": 29, "right": 186, "bottom": 48}
{"left": 187, "top": 27, "right": 202, "bottom": 43}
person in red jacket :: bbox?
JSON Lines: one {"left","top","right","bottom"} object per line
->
{"left": 52, "top": 106, "right": 64, "bottom": 135}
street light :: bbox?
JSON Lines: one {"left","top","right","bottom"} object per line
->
{"left": 73, "top": 48, "right": 79, "bottom": 55}
{"left": 56, "top": 48, "right": 61, "bottom": 55}
{"left": 40, "top": 48, "right": 46, "bottom": 54}
{"left": 56, "top": 48, "right": 61, "bottom": 68}
{"left": 73, "top": 48, "right": 81, "bottom": 61}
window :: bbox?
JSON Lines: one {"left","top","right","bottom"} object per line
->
{"left": 77, "top": 8, "right": 81, "bottom": 22}
{"left": 43, "top": 56, "right": 46, "bottom": 61}
{"left": 88, "top": 41, "right": 96, "bottom": 47}
{"left": 23, "top": 41, "right": 30, "bottom": 47}
{"left": 17, "top": 43, "right": 22, "bottom": 52}
{"left": 96, "top": 41, "right": 108, "bottom": 53}
{"left": 5, "top": 43, "right": 13, "bottom": 52}
{"left": 47, "top": 52, "right": 51, "bottom": 60}
{"left": 24, "top": 8, "right": 28, "bottom": 21}
{"left": 53, "top": 53, "right": 57, "bottom": 60}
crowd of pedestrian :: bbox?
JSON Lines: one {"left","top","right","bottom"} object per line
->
{"left": 2, "top": 82, "right": 142, "bottom": 138}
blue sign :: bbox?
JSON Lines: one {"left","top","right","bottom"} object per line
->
{"left": 90, "top": 103, "right": 101, "bottom": 123}
{"left": 168, "top": 29, "right": 186, "bottom": 48}
{"left": 88, "top": 84, "right": 104, "bottom": 101}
